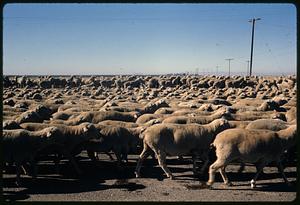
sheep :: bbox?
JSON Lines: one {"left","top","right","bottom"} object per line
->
{"left": 3, "top": 127, "right": 59, "bottom": 185}
{"left": 229, "top": 119, "right": 290, "bottom": 173}
{"left": 162, "top": 108, "right": 228, "bottom": 124}
{"left": 97, "top": 120, "right": 140, "bottom": 128}
{"left": 141, "top": 99, "right": 169, "bottom": 114}
{"left": 85, "top": 125, "right": 144, "bottom": 165}
{"left": 136, "top": 113, "right": 167, "bottom": 124}
{"left": 19, "top": 122, "right": 101, "bottom": 174}
{"left": 285, "top": 107, "right": 296, "bottom": 123}
{"left": 3, "top": 120, "right": 22, "bottom": 130}
{"left": 19, "top": 122, "right": 54, "bottom": 131}
{"left": 225, "top": 111, "right": 286, "bottom": 121}
{"left": 154, "top": 107, "right": 174, "bottom": 115}
{"left": 206, "top": 125, "right": 296, "bottom": 189}
{"left": 245, "top": 119, "right": 289, "bottom": 131}
{"left": 14, "top": 110, "right": 43, "bottom": 124}
{"left": 13, "top": 104, "right": 53, "bottom": 124}
{"left": 64, "top": 110, "right": 140, "bottom": 125}
{"left": 135, "top": 118, "right": 230, "bottom": 179}
{"left": 228, "top": 120, "right": 251, "bottom": 129}
{"left": 51, "top": 110, "right": 79, "bottom": 120}
{"left": 98, "top": 118, "right": 161, "bottom": 128}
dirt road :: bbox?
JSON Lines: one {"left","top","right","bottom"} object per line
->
{"left": 2, "top": 153, "right": 297, "bottom": 202}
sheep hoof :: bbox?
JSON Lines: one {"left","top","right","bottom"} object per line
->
{"left": 225, "top": 181, "right": 233, "bottom": 187}
{"left": 250, "top": 179, "right": 256, "bottom": 189}
{"left": 134, "top": 171, "right": 140, "bottom": 178}
{"left": 205, "top": 183, "right": 213, "bottom": 189}
{"left": 15, "top": 180, "right": 22, "bottom": 187}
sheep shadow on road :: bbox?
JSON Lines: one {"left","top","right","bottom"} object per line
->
{"left": 3, "top": 156, "right": 296, "bottom": 201}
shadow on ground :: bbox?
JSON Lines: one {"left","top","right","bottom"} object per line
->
{"left": 3, "top": 156, "right": 297, "bottom": 201}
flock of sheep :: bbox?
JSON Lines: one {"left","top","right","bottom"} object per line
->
{"left": 3, "top": 74, "right": 297, "bottom": 189}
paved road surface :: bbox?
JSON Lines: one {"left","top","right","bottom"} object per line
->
{"left": 3, "top": 154, "right": 297, "bottom": 202}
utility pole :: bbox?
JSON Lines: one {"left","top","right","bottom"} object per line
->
{"left": 195, "top": 68, "right": 199, "bottom": 75}
{"left": 225, "top": 58, "right": 234, "bottom": 77}
{"left": 249, "top": 18, "right": 261, "bottom": 76}
{"left": 216, "top": 65, "right": 219, "bottom": 76}
{"left": 246, "top": 60, "right": 250, "bottom": 76}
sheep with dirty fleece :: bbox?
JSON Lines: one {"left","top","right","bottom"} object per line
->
{"left": 162, "top": 108, "right": 229, "bottom": 124}
{"left": 3, "top": 127, "right": 59, "bottom": 185}
{"left": 245, "top": 118, "right": 291, "bottom": 131}
{"left": 135, "top": 118, "right": 230, "bottom": 179}
{"left": 60, "top": 110, "right": 140, "bottom": 125}
{"left": 206, "top": 125, "right": 296, "bottom": 189}
{"left": 85, "top": 125, "right": 146, "bottom": 165}
{"left": 18, "top": 122, "right": 101, "bottom": 175}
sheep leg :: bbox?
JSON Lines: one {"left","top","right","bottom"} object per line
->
{"left": 250, "top": 161, "right": 267, "bottom": 189}
{"left": 219, "top": 166, "right": 232, "bottom": 186}
{"left": 192, "top": 155, "right": 198, "bottom": 174}
{"left": 237, "top": 162, "right": 245, "bottom": 173}
{"left": 177, "top": 155, "right": 183, "bottom": 161}
{"left": 156, "top": 151, "right": 174, "bottom": 179}
{"left": 207, "top": 159, "right": 226, "bottom": 187}
{"left": 87, "top": 150, "right": 98, "bottom": 162}
{"left": 121, "top": 153, "right": 128, "bottom": 163}
{"left": 135, "top": 144, "right": 152, "bottom": 178}
{"left": 114, "top": 152, "right": 123, "bottom": 167}
{"left": 276, "top": 160, "right": 291, "bottom": 186}
{"left": 21, "top": 165, "right": 27, "bottom": 175}
{"left": 29, "top": 157, "right": 38, "bottom": 179}
{"left": 15, "top": 163, "right": 23, "bottom": 186}
{"left": 199, "top": 153, "right": 210, "bottom": 174}
{"left": 54, "top": 154, "right": 61, "bottom": 174}
{"left": 106, "top": 152, "right": 114, "bottom": 161}
{"left": 150, "top": 150, "right": 156, "bottom": 160}
{"left": 121, "top": 147, "right": 129, "bottom": 163}
{"left": 64, "top": 151, "right": 82, "bottom": 175}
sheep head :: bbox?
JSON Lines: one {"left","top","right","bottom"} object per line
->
{"left": 82, "top": 123, "right": 101, "bottom": 140}
{"left": 211, "top": 118, "right": 230, "bottom": 134}
{"left": 277, "top": 125, "right": 297, "bottom": 149}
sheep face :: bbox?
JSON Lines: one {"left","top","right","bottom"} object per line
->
{"left": 82, "top": 123, "right": 101, "bottom": 140}
{"left": 271, "top": 112, "right": 287, "bottom": 121}
{"left": 134, "top": 112, "right": 141, "bottom": 119}
{"left": 38, "top": 127, "right": 60, "bottom": 149}
{"left": 283, "top": 125, "right": 297, "bottom": 149}
{"left": 213, "top": 118, "right": 230, "bottom": 134}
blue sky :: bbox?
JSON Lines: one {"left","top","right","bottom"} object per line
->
{"left": 3, "top": 3, "right": 296, "bottom": 75}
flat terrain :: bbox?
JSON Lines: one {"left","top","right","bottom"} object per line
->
{"left": 3, "top": 153, "right": 297, "bottom": 202}
{"left": 3, "top": 75, "right": 297, "bottom": 202}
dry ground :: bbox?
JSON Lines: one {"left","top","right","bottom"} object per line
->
{"left": 2, "top": 152, "right": 297, "bottom": 202}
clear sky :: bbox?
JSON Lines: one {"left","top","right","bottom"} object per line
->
{"left": 3, "top": 3, "right": 296, "bottom": 76}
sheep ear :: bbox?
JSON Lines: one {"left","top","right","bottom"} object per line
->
{"left": 83, "top": 125, "right": 89, "bottom": 133}
{"left": 46, "top": 131, "right": 52, "bottom": 137}
{"left": 46, "top": 128, "right": 56, "bottom": 137}
{"left": 153, "top": 119, "right": 160, "bottom": 124}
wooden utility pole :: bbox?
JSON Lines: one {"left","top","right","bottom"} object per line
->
{"left": 225, "top": 58, "right": 234, "bottom": 77}
{"left": 246, "top": 60, "right": 250, "bottom": 75}
{"left": 249, "top": 18, "right": 261, "bottom": 76}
